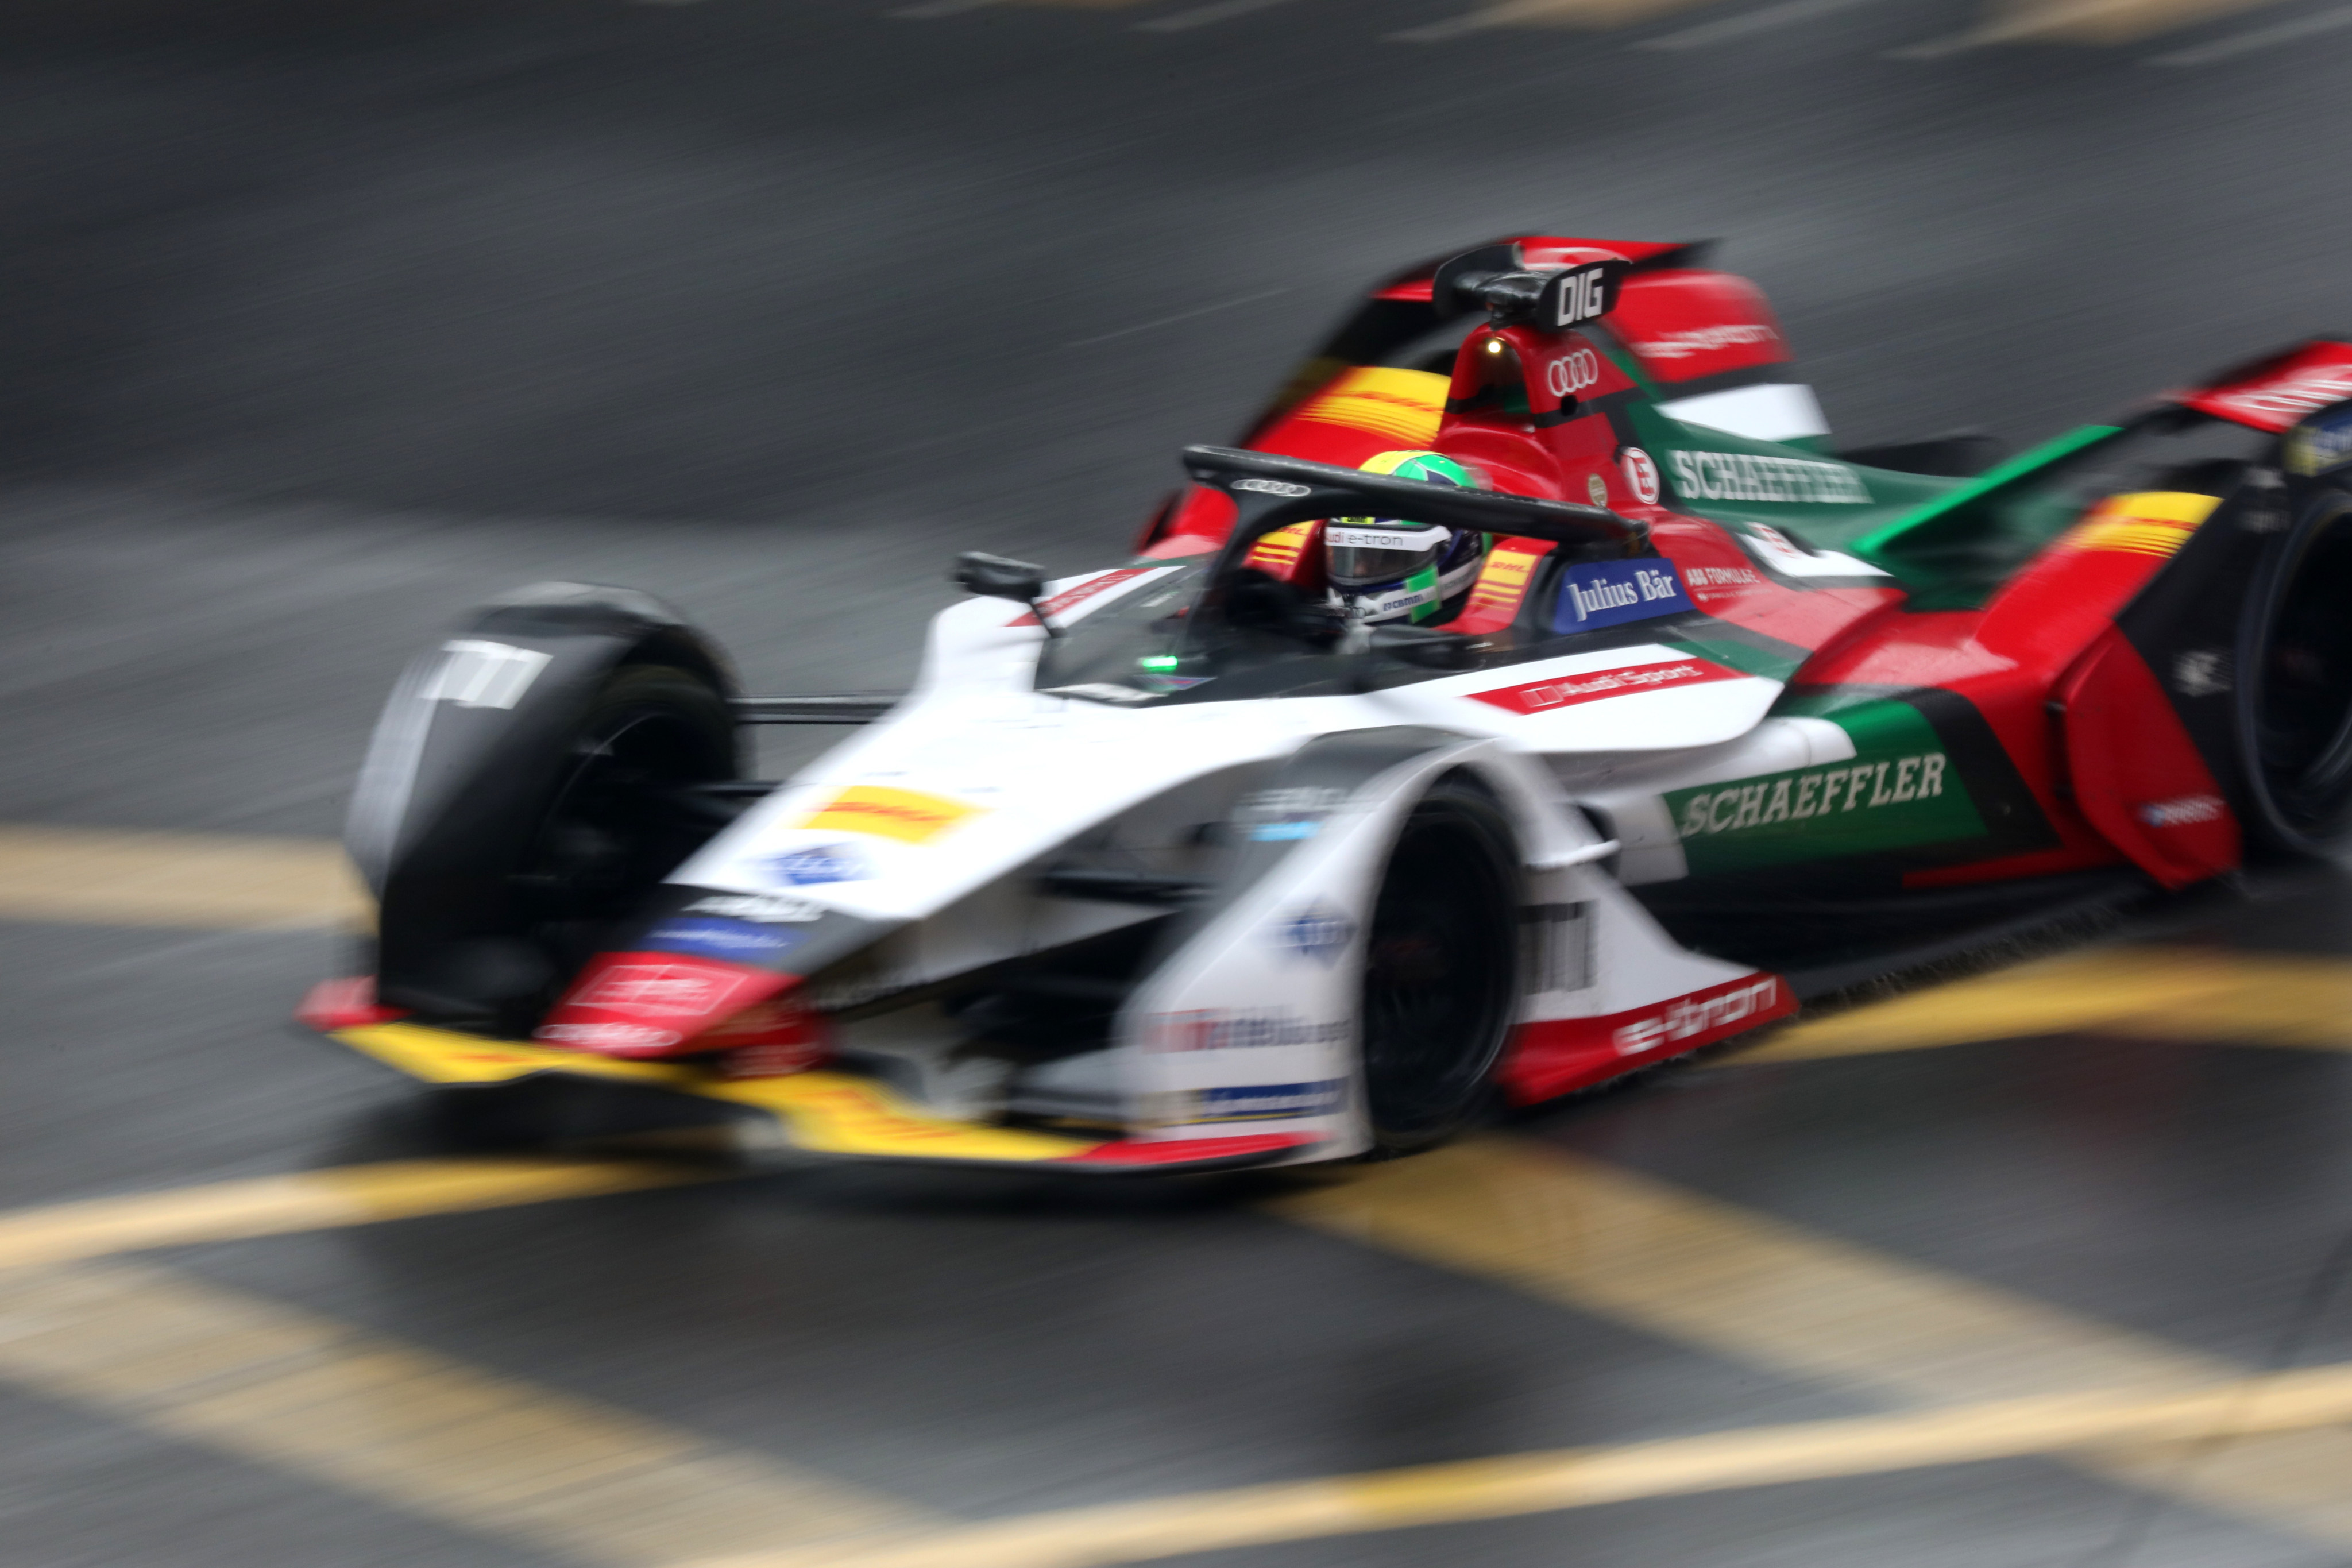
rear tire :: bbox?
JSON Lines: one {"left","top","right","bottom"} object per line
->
{"left": 1358, "top": 775, "right": 1519, "bottom": 1156}
{"left": 2237, "top": 493, "right": 2352, "bottom": 857}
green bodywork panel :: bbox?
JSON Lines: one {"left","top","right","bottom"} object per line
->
{"left": 1620, "top": 403, "right": 2136, "bottom": 609}
{"left": 1593, "top": 327, "right": 2146, "bottom": 608}
{"left": 1664, "top": 695, "right": 1988, "bottom": 875}
{"left": 1851, "top": 426, "right": 2127, "bottom": 609}
{"left": 1624, "top": 402, "right": 1952, "bottom": 546}
{"left": 1658, "top": 628, "right": 1810, "bottom": 683}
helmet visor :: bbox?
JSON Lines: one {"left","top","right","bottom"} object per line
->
{"left": 1325, "top": 522, "right": 1451, "bottom": 589}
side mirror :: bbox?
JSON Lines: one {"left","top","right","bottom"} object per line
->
{"left": 952, "top": 551, "right": 1060, "bottom": 636}
{"left": 953, "top": 551, "right": 1048, "bottom": 602}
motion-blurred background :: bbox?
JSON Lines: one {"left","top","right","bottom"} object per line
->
{"left": 5, "top": 4, "right": 2352, "bottom": 1566}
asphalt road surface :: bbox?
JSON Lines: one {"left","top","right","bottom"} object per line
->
{"left": 7, "top": 2, "right": 2352, "bottom": 1565}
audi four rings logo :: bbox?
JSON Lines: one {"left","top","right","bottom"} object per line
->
{"left": 1546, "top": 349, "right": 1601, "bottom": 399}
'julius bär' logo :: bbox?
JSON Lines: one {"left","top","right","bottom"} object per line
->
{"left": 1548, "top": 558, "right": 1693, "bottom": 634}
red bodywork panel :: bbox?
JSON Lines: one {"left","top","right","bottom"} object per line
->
{"left": 2056, "top": 628, "right": 2238, "bottom": 888}
{"left": 297, "top": 976, "right": 407, "bottom": 1031}
{"left": 1501, "top": 973, "right": 1795, "bottom": 1103}
{"left": 1610, "top": 268, "right": 1794, "bottom": 387}
{"left": 2181, "top": 341, "right": 2352, "bottom": 432}
{"left": 536, "top": 951, "right": 795, "bottom": 1058}
{"left": 1799, "top": 491, "right": 2244, "bottom": 887}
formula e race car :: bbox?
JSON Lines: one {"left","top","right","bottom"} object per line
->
{"left": 302, "top": 234, "right": 2352, "bottom": 1172}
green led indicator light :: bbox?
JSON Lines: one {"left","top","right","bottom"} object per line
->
{"left": 1140, "top": 654, "right": 1180, "bottom": 672}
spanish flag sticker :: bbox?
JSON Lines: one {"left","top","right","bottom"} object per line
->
{"left": 801, "top": 785, "right": 984, "bottom": 844}
{"left": 2065, "top": 491, "right": 2222, "bottom": 558}
{"left": 1246, "top": 520, "right": 1318, "bottom": 576}
{"left": 1291, "top": 366, "right": 1447, "bottom": 448}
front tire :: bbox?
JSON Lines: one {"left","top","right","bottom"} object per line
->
{"left": 2237, "top": 493, "right": 2352, "bottom": 857}
{"left": 1358, "top": 775, "right": 1519, "bottom": 1156}
{"left": 508, "top": 664, "right": 739, "bottom": 1022}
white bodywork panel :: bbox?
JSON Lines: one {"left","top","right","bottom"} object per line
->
{"left": 1369, "top": 642, "right": 1781, "bottom": 752}
{"left": 668, "top": 567, "right": 1796, "bottom": 1160}
{"left": 1567, "top": 717, "right": 1855, "bottom": 885}
{"left": 1658, "top": 382, "right": 1829, "bottom": 443}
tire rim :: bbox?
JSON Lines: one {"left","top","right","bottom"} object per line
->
{"left": 523, "top": 706, "right": 724, "bottom": 945}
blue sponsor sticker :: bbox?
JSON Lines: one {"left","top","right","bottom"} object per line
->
{"left": 1278, "top": 902, "right": 1356, "bottom": 966}
{"left": 643, "top": 917, "right": 805, "bottom": 964}
{"left": 1185, "top": 1080, "right": 1349, "bottom": 1124}
{"left": 1549, "top": 557, "right": 1693, "bottom": 635}
{"left": 2289, "top": 405, "right": 2352, "bottom": 476}
{"left": 764, "top": 843, "right": 870, "bottom": 886}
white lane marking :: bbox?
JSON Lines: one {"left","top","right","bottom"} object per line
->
{"left": 891, "top": 0, "right": 998, "bottom": 17}
{"left": 1062, "top": 287, "right": 1289, "bottom": 347}
{"left": 1137, "top": 0, "right": 1304, "bottom": 29}
{"left": 1632, "top": 0, "right": 1883, "bottom": 47}
{"left": 2144, "top": 2, "right": 2352, "bottom": 60}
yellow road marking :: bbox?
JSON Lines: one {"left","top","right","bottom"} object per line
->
{"left": 8, "top": 824, "right": 2349, "bottom": 1555}
{"left": 0, "top": 1157, "right": 722, "bottom": 1269}
{"left": 5, "top": 1148, "right": 2347, "bottom": 1562}
{"left": 682, "top": 1362, "right": 2352, "bottom": 1568}
{"left": 0, "top": 824, "right": 367, "bottom": 930}
{"left": 0, "top": 1258, "right": 921, "bottom": 1566}
{"left": 1403, "top": 0, "right": 1729, "bottom": 32}
{"left": 1267, "top": 1138, "right": 2213, "bottom": 1401}
{"left": 1266, "top": 1138, "right": 2352, "bottom": 1547}
{"left": 1972, "top": 0, "right": 2280, "bottom": 41}
{"left": 1737, "top": 944, "right": 2352, "bottom": 1063}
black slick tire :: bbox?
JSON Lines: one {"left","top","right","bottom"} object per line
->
{"left": 2237, "top": 492, "right": 2352, "bottom": 858}
{"left": 1358, "top": 774, "right": 1519, "bottom": 1157}
{"left": 508, "top": 663, "right": 739, "bottom": 1024}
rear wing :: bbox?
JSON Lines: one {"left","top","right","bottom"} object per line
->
{"left": 1237, "top": 234, "right": 1812, "bottom": 447}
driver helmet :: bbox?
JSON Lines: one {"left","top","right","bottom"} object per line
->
{"left": 1324, "top": 449, "right": 1491, "bottom": 626}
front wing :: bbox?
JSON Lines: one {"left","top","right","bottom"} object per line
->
{"left": 327, "top": 1021, "right": 1321, "bottom": 1173}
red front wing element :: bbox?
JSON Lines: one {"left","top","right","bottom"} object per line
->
{"left": 296, "top": 975, "right": 407, "bottom": 1032}
{"left": 535, "top": 952, "right": 795, "bottom": 1059}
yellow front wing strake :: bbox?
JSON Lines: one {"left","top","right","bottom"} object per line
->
{"left": 333, "top": 1022, "right": 1103, "bottom": 1164}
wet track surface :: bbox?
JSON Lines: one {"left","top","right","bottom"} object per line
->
{"left": 8, "top": 3, "right": 2352, "bottom": 1565}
